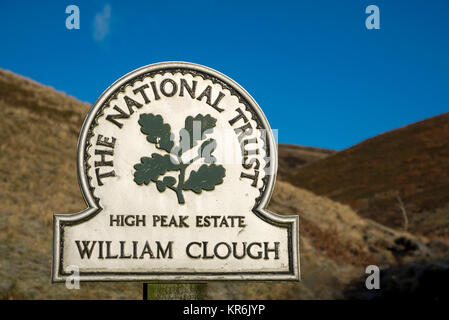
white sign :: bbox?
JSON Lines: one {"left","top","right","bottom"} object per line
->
{"left": 52, "top": 62, "right": 300, "bottom": 282}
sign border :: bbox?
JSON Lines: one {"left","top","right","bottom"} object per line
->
{"left": 52, "top": 62, "right": 300, "bottom": 282}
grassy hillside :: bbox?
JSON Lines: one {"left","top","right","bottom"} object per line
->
{"left": 0, "top": 69, "right": 445, "bottom": 299}
{"left": 0, "top": 69, "right": 140, "bottom": 299}
{"left": 277, "top": 144, "right": 335, "bottom": 180}
{"left": 286, "top": 113, "right": 449, "bottom": 236}
{"left": 211, "top": 180, "right": 436, "bottom": 299}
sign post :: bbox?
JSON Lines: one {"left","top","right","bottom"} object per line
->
{"left": 52, "top": 62, "right": 300, "bottom": 297}
{"left": 143, "top": 283, "right": 207, "bottom": 300}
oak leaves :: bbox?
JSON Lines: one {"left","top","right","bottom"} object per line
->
{"left": 133, "top": 113, "right": 226, "bottom": 204}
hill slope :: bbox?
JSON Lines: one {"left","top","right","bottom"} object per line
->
{"left": 277, "top": 143, "right": 335, "bottom": 180}
{"left": 0, "top": 69, "right": 141, "bottom": 299}
{"left": 0, "top": 69, "right": 443, "bottom": 299}
{"left": 285, "top": 113, "right": 449, "bottom": 236}
{"left": 210, "top": 180, "right": 434, "bottom": 299}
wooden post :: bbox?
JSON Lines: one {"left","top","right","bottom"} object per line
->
{"left": 143, "top": 283, "right": 207, "bottom": 300}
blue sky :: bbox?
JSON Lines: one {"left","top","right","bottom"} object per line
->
{"left": 0, "top": 0, "right": 448, "bottom": 150}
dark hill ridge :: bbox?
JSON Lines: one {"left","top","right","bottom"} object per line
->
{"left": 286, "top": 111, "right": 449, "bottom": 236}
{"left": 277, "top": 143, "right": 335, "bottom": 180}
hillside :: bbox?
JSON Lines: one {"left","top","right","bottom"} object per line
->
{"left": 0, "top": 69, "right": 142, "bottom": 299}
{"left": 277, "top": 143, "right": 335, "bottom": 180}
{"left": 210, "top": 180, "right": 439, "bottom": 299}
{"left": 0, "top": 69, "right": 446, "bottom": 299}
{"left": 285, "top": 113, "right": 449, "bottom": 236}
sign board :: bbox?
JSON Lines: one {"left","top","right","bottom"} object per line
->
{"left": 52, "top": 62, "right": 300, "bottom": 282}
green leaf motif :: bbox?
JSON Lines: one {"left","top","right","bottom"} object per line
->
{"left": 138, "top": 113, "right": 174, "bottom": 153}
{"left": 133, "top": 112, "right": 226, "bottom": 205}
{"left": 183, "top": 164, "right": 226, "bottom": 194}
{"left": 133, "top": 153, "right": 178, "bottom": 185}
{"left": 179, "top": 114, "right": 216, "bottom": 152}
{"left": 198, "top": 138, "right": 217, "bottom": 163}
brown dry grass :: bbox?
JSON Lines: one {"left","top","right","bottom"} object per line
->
{"left": 208, "top": 180, "right": 433, "bottom": 299}
{"left": 0, "top": 69, "right": 140, "bottom": 299}
{"left": 277, "top": 144, "right": 335, "bottom": 181}
{"left": 286, "top": 111, "right": 449, "bottom": 236}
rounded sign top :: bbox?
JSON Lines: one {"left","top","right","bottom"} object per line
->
{"left": 80, "top": 62, "right": 276, "bottom": 214}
